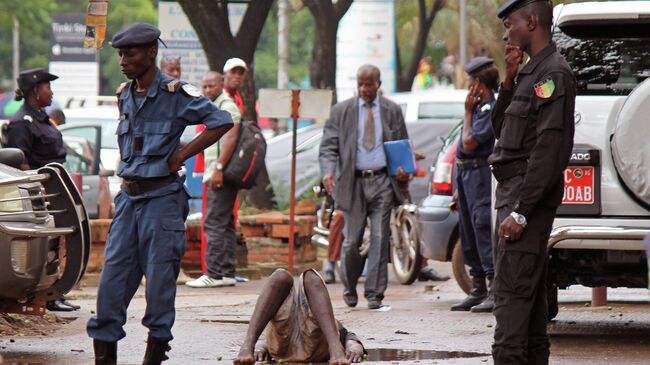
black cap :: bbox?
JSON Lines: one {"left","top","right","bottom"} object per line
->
{"left": 16, "top": 68, "right": 58, "bottom": 94}
{"left": 111, "top": 23, "right": 163, "bottom": 48}
{"left": 464, "top": 57, "right": 494, "bottom": 75}
{"left": 497, "top": 0, "right": 549, "bottom": 19}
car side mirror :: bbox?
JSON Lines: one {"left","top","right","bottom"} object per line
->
{"left": 99, "top": 169, "right": 115, "bottom": 177}
{"left": 0, "top": 148, "right": 25, "bottom": 169}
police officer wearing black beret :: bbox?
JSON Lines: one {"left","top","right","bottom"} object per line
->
{"left": 86, "top": 23, "right": 233, "bottom": 365}
{"left": 488, "top": 0, "right": 576, "bottom": 363}
{"left": 6, "top": 68, "right": 66, "bottom": 170}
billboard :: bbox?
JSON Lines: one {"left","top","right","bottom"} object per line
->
{"left": 49, "top": 13, "right": 99, "bottom": 104}
{"left": 336, "top": 0, "right": 397, "bottom": 101}
{"left": 158, "top": 1, "right": 246, "bottom": 87}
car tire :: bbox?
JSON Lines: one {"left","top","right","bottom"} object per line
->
{"left": 390, "top": 211, "right": 423, "bottom": 285}
{"left": 451, "top": 239, "right": 472, "bottom": 294}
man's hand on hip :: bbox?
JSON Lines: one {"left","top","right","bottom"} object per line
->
{"left": 323, "top": 174, "right": 335, "bottom": 196}
{"left": 167, "top": 151, "right": 184, "bottom": 173}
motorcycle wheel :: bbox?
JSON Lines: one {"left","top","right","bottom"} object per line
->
{"left": 390, "top": 211, "right": 423, "bottom": 285}
{"left": 451, "top": 239, "right": 472, "bottom": 294}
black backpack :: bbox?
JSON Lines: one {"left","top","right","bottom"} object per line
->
{"left": 223, "top": 120, "right": 267, "bottom": 189}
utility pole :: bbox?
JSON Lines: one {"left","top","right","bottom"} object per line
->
{"left": 277, "top": 0, "right": 290, "bottom": 89}
{"left": 459, "top": 0, "right": 467, "bottom": 68}
{"left": 13, "top": 15, "right": 20, "bottom": 88}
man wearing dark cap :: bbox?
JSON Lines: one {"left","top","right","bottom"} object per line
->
{"left": 450, "top": 56, "right": 499, "bottom": 313}
{"left": 489, "top": 1, "right": 576, "bottom": 364}
{"left": 86, "top": 23, "right": 233, "bottom": 365}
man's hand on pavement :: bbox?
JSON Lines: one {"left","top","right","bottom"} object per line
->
{"left": 498, "top": 215, "right": 525, "bottom": 242}
{"left": 345, "top": 340, "right": 365, "bottom": 363}
{"left": 323, "top": 174, "right": 336, "bottom": 196}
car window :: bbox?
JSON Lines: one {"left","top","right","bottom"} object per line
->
{"left": 417, "top": 102, "right": 464, "bottom": 120}
{"left": 555, "top": 22, "right": 650, "bottom": 96}
{"left": 67, "top": 117, "right": 119, "bottom": 149}
{"left": 63, "top": 138, "right": 93, "bottom": 174}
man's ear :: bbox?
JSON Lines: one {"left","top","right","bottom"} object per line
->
{"left": 148, "top": 45, "right": 158, "bottom": 60}
{"left": 527, "top": 14, "right": 538, "bottom": 31}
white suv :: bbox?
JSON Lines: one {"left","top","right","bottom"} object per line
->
{"left": 547, "top": 2, "right": 650, "bottom": 319}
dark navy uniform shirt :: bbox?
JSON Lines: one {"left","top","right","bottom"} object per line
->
{"left": 488, "top": 43, "right": 577, "bottom": 216}
{"left": 6, "top": 104, "right": 66, "bottom": 168}
{"left": 116, "top": 70, "right": 233, "bottom": 180}
{"left": 457, "top": 95, "right": 496, "bottom": 160}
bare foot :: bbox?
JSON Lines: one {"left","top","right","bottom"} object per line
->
{"left": 233, "top": 348, "right": 256, "bottom": 365}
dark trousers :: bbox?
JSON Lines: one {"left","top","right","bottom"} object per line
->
{"left": 341, "top": 174, "right": 393, "bottom": 301}
{"left": 457, "top": 166, "right": 494, "bottom": 279}
{"left": 204, "top": 181, "right": 239, "bottom": 279}
{"left": 492, "top": 204, "right": 556, "bottom": 365}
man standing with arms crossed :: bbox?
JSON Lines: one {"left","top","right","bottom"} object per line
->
{"left": 86, "top": 24, "right": 233, "bottom": 365}
{"left": 319, "top": 64, "right": 410, "bottom": 310}
{"left": 489, "top": 1, "right": 576, "bottom": 363}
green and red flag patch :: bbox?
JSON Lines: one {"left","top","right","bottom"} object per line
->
{"left": 534, "top": 78, "right": 555, "bottom": 99}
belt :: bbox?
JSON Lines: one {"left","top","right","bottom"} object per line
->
{"left": 355, "top": 167, "right": 387, "bottom": 178}
{"left": 490, "top": 159, "right": 528, "bottom": 182}
{"left": 456, "top": 157, "right": 489, "bottom": 171}
{"left": 121, "top": 173, "right": 178, "bottom": 196}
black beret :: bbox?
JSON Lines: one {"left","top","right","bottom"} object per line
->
{"left": 497, "top": 0, "right": 550, "bottom": 19}
{"left": 111, "top": 23, "right": 162, "bottom": 48}
{"left": 464, "top": 56, "right": 494, "bottom": 75}
{"left": 17, "top": 68, "right": 58, "bottom": 94}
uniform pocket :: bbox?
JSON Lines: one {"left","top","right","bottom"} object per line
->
{"left": 150, "top": 218, "right": 186, "bottom": 263}
{"left": 116, "top": 120, "right": 132, "bottom": 161}
{"left": 141, "top": 121, "right": 173, "bottom": 157}
{"left": 499, "top": 101, "right": 530, "bottom": 150}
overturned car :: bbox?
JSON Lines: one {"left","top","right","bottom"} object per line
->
{"left": 0, "top": 149, "right": 90, "bottom": 315}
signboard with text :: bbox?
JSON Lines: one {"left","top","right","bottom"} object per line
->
{"left": 336, "top": 0, "right": 396, "bottom": 101}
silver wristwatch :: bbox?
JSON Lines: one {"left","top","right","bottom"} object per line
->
{"left": 215, "top": 162, "right": 224, "bottom": 171}
{"left": 510, "top": 211, "right": 527, "bottom": 227}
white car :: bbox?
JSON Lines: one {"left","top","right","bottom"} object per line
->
{"left": 386, "top": 88, "right": 467, "bottom": 123}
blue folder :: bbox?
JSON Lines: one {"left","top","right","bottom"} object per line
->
{"left": 383, "top": 139, "right": 416, "bottom": 176}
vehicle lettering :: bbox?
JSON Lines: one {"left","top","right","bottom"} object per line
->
{"left": 570, "top": 152, "right": 591, "bottom": 162}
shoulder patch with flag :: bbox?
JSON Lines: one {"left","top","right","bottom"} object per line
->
{"left": 534, "top": 78, "right": 555, "bottom": 99}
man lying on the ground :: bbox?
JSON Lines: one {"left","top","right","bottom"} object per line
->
{"left": 234, "top": 269, "right": 366, "bottom": 365}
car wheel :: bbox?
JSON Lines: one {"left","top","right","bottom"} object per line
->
{"left": 390, "top": 211, "right": 423, "bottom": 285}
{"left": 451, "top": 239, "right": 471, "bottom": 294}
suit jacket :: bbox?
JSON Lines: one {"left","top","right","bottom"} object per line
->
{"left": 319, "top": 95, "right": 409, "bottom": 212}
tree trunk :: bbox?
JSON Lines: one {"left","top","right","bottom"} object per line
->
{"left": 304, "top": 0, "right": 353, "bottom": 103}
{"left": 396, "top": 0, "right": 448, "bottom": 92}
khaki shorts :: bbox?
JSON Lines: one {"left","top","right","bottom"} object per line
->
{"left": 265, "top": 269, "right": 333, "bottom": 363}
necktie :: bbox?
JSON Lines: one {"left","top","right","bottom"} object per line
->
{"left": 363, "top": 102, "right": 375, "bottom": 150}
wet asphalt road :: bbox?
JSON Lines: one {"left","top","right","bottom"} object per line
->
{"left": 1, "top": 261, "right": 650, "bottom": 365}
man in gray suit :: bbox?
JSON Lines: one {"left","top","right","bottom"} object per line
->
{"left": 319, "top": 64, "right": 410, "bottom": 309}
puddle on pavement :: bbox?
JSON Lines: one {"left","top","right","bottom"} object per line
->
{"left": 365, "top": 348, "right": 488, "bottom": 361}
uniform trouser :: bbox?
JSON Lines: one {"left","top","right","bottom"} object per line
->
{"left": 204, "top": 181, "right": 239, "bottom": 279}
{"left": 341, "top": 174, "right": 393, "bottom": 301}
{"left": 456, "top": 166, "right": 494, "bottom": 279}
{"left": 492, "top": 205, "right": 556, "bottom": 365}
{"left": 87, "top": 183, "right": 189, "bottom": 342}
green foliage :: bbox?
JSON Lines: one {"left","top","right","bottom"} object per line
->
{"left": 254, "top": 1, "right": 313, "bottom": 89}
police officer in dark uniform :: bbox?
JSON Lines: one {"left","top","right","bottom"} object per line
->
{"left": 489, "top": 1, "right": 576, "bottom": 363}
{"left": 6, "top": 68, "right": 65, "bottom": 170}
{"left": 7, "top": 69, "right": 82, "bottom": 312}
{"left": 86, "top": 23, "right": 233, "bottom": 365}
{"left": 450, "top": 57, "right": 499, "bottom": 313}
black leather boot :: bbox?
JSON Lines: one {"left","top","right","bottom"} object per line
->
{"left": 142, "top": 337, "right": 171, "bottom": 365}
{"left": 471, "top": 278, "right": 495, "bottom": 313}
{"left": 93, "top": 339, "right": 117, "bottom": 365}
{"left": 451, "top": 277, "right": 487, "bottom": 311}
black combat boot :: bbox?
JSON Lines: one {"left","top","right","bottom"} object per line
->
{"left": 450, "top": 277, "right": 487, "bottom": 311}
{"left": 142, "top": 337, "right": 171, "bottom": 365}
{"left": 93, "top": 339, "right": 117, "bottom": 365}
{"left": 471, "top": 278, "right": 495, "bottom": 313}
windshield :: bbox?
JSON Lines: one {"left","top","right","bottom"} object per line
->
{"left": 418, "top": 102, "right": 464, "bottom": 120}
{"left": 554, "top": 22, "right": 650, "bottom": 96}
